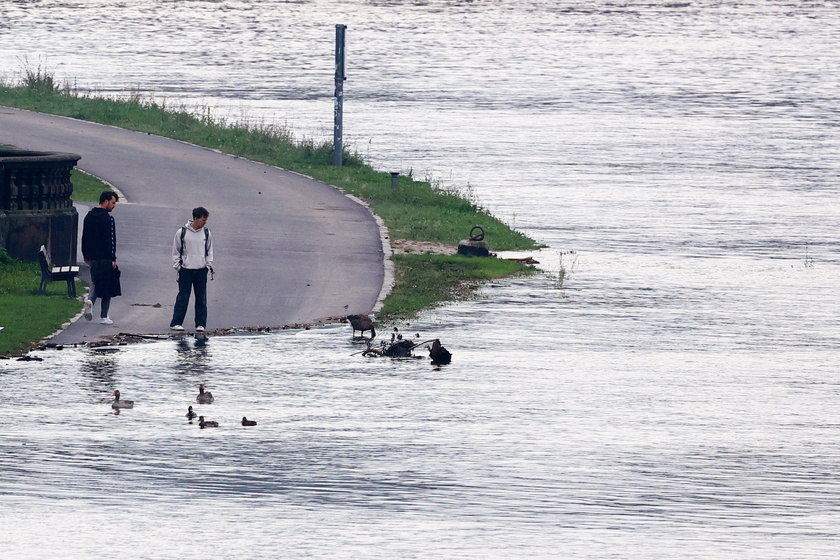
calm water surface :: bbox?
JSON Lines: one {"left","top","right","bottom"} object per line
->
{"left": 2, "top": 1, "right": 840, "bottom": 558}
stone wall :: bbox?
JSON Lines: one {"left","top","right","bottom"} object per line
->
{"left": 0, "top": 149, "right": 81, "bottom": 265}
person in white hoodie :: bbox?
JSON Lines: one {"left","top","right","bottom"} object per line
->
{"left": 170, "top": 207, "right": 213, "bottom": 332}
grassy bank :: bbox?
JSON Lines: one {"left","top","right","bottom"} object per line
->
{"left": 0, "top": 68, "right": 541, "bottom": 354}
{"left": 71, "top": 168, "right": 111, "bottom": 202}
{"left": 385, "top": 254, "right": 530, "bottom": 317}
{"left": 0, "top": 250, "right": 84, "bottom": 355}
{"left": 0, "top": 170, "right": 105, "bottom": 356}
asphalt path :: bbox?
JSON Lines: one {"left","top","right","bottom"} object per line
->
{"left": 1, "top": 107, "right": 389, "bottom": 344}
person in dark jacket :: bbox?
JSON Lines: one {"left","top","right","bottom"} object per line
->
{"left": 81, "top": 190, "right": 119, "bottom": 324}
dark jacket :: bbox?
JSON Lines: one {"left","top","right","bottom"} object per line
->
{"left": 82, "top": 207, "right": 117, "bottom": 261}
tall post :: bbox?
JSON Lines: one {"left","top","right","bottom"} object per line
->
{"left": 333, "top": 24, "right": 347, "bottom": 167}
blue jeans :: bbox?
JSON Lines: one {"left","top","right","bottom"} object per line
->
{"left": 171, "top": 267, "right": 208, "bottom": 328}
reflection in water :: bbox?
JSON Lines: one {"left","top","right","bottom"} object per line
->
{"left": 174, "top": 335, "right": 211, "bottom": 378}
{"left": 77, "top": 349, "right": 120, "bottom": 403}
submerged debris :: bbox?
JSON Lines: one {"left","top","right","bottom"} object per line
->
{"left": 357, "top": 336, "right": 452, "bottom": 365}
{"left": 16, "top": 354, "right": 43, "bottom": 361}
{"left": 382, "top": 338, "right": 413, "bottom": 358}
{"left": 507, "top": 256, "right": 540, "bottom": 265}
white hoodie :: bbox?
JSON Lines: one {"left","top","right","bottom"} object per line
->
{"left": 172, "top": 221, "right": 213, "bottom": 270}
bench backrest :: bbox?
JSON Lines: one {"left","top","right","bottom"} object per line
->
{"left": 38, "top": 245, "right": 51, "bottom": 274}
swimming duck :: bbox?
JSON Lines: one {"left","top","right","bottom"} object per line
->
{"left": 241, "top": 417, "right": 257, "bottom": 426}
{"left": 186, "top": 406, "right": 197, "bottom": 420}
{"left": 196, "top": 385, "right": 214, "bottom": 404}
{"left": 198, "top": 416, "right": 218, "bottom": 428}
{"left": 111, "top": 390, "right": 134, "bottom": 409}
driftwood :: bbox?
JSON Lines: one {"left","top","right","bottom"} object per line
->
{"left": 355, "top": 337, "right": 452, "bottom": 365}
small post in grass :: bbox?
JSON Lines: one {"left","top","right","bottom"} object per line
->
{"left": 333, "top": 24, "right": 347, "bottom": 167}
{"left": 390, "top": 172, "right": 400, "bottom": 190}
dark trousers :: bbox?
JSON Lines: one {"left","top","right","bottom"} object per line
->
{"left": 89, "top": 259, "right": 112, "bottom": 318}
{"left": 171, "top": 267, "right": 208, "bottom": 328}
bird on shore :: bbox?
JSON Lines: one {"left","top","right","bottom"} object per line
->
{"left": 186, "top": 406, "right": 197, "bottom": 420}
{"left": 241, "top": 417, "right": 257, "bottom": 426}
{"left": 198, "top": 416, "right": 218, "bottom": 428}
{"left": 111, "top": 390, "right": 134, "bottom": 409}
{"left": 347, "top": 314, "right": 376, "bottom": 338}
{"left": 196, "top": 385, "right": 214, "bottom": 404}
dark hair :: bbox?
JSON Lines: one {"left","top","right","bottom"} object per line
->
{"left": 192, "top": 206, "right": 209, "bottom": 219}
{"left": 99, "top": 190, "right": 119, "bottom": 204}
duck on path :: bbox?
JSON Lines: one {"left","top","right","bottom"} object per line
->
{"left": 196, "top": 385, "right": 214, "bottom": 404}
{"left": 347, "top": 314, "right": 376, "bottom": 339}
{"left": 241, "top": 417, "right": 257, "bottom": 426}
{"left": 111, "top": 390, "right": 134, "bottom": 409}
{"left": 198, "top": 416, "right": 219, "bottom": 428}
{"left": 186, "top": 406, "right": 197, "bottom": 420}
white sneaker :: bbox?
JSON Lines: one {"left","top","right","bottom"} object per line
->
{"left": 100, "top": 316, "right": 113, "bottom": 325}
{"left": 83, "top": 300, "right": 92, "bottom": 321}
{"left": 170, "top": 325, "right": 185, "bottom": 331}
{"left": 196, "top": 326, "right": 205, "bottom": 333}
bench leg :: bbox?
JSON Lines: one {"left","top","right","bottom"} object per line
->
{"left": 38, "top": 279, "right": 48, "bottom": 295}
{"left": 66, "top": 279, "right": 76, "bottom": 298}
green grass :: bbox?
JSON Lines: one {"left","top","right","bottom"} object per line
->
{"left": 0, "top": 250, "right": 82, "bottom": 356}
{"left": 0, "top": 64, "right": 542, "bottom": 353}
{"left": 71, "top": 169, "right": 108, "bottom": 202}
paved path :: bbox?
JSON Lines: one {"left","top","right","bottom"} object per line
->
{"left": 0, "top": 107, "right": 388, "bottom": 344}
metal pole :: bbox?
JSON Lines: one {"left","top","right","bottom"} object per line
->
{"left": 333, "top": 24, "right": 347, "bottom": 167}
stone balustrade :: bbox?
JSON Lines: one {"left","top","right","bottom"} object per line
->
{"left": 0, "top": 149, "right": 81, "bottom": 265}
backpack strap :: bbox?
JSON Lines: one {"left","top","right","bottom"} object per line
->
{"left": 178, "top": 226, "right": 187, "bottom": 268}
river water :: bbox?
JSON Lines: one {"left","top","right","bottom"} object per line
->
{"left": 2, "top": 1, "right": 840, "bottom": 558}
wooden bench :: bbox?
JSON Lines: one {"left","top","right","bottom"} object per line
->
{"left": 38, "top": 245, "right": 80, "bottom": 297}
